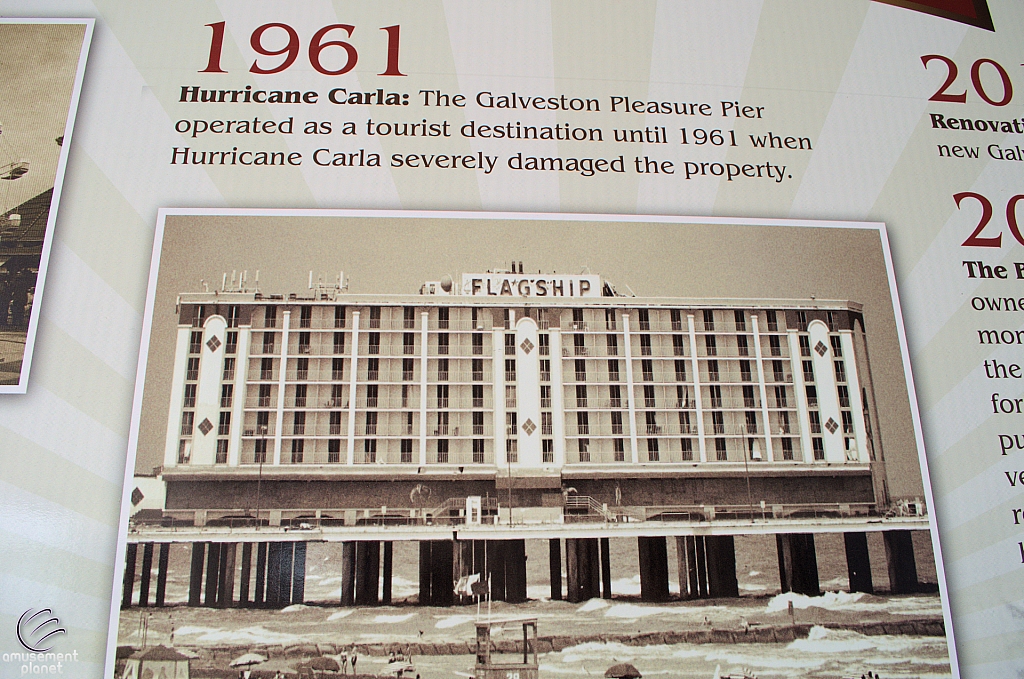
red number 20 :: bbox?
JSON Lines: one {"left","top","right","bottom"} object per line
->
{"left": 959, "top": 192, "right": 1024, "bottom": 248}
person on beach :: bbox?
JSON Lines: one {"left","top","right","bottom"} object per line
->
{"left": 351, "top": 652, "right": 358, "bottom": 674}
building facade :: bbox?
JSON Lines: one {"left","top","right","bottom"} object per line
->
{"left": 159, "top": 270, "right": 888, "bottom": 524}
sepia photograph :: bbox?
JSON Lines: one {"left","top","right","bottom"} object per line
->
{"left": 113, "top": 210, "right": 953, "bottom": 679}
{"left": 0, "top": 19, "right": 92, "bottom": 392}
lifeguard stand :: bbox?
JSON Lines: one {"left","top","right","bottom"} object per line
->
{"left": 474, "top": 618, "right": 539, "bottom": 679}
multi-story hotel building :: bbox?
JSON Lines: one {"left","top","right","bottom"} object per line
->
{"left": 159, "top": 266, "right": 887, "bottom": 524}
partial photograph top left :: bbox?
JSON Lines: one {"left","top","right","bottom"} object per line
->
{"left": 0, "top": 18, "right": 93, "bottom": 392}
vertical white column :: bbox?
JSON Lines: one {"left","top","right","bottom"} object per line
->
{"left": 228, "top": 326, "right": 250, "bottom": 466}
{"left": 687, "top": 314, "right": 707, "bottom": 462}
{"left": 751, "top": 315, "right": 774, "bottom": 462}
{"left": 164, "top": 326, "right": 192, "bottom": 468}
{"left": 840, "top": 330, "right": 867, "bottom": 462}
{"left": 808, "top": 320, "right": 844, "bottom": 462}
{"left": 621, "top": 312, "right": 639, "bottom": 464}
{"left": 273, "top": 310, "right": 290, "bottom": 465}
{"left": 787, "top": 329, "right": 813, "bottom": 462}
{"left": 347, "top": 310, "right": 360, "bottom": 465}
{"left": 419, "top": 310, "right": 429, "bottom": 465}
{"left": 493, "top": 326, "right": 506, "bottom": 465}
{"left": 550, "top": 329, "right": 566, "bottom": 468}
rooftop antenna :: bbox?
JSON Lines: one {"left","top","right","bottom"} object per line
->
{"left": 309, "top": 270, "right": 314, "bottom": 289}
{"left": 221, "top": 273, "right": 227, "bottom": 291}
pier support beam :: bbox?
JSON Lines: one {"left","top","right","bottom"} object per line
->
{"left": 254, "top": 543, "right": 267, "bottom": 607}
{"left": 121, "top": 543, "right": 138, "bottom": 609}
{"left": 356, "top": 541, "right": 380, "bottom": 605}
{"left": 694, "top": 536, "right": 709, "bottom": 598}
{"left": 844, "top": 532, "right": 874, "bottom": 594}
{"left": 418, "top": 540, "right": 454, "bottom": 606}
{"left": 505, "top": 540, "right": 528, "bottom": 603}
{"left": 188, "top": 542, "right": 205, "bottom": 607}
{"left": 549, "top": 539, "right": 562, "bottom": 600}
{"left": 266, "top": 542, "right": 282, "bottom": 606}
{"left": 638, "top": 536, "right": 670, "bottom": 602}
{"left": 705, "top": 535, "right": 739, "bottom": 599}
{"left": 204, "top": 542, "right": 221, "bottom": 607}
{"left": 382, "top": 542, "right": 393, "bottom": 605}
{"left": 600, "top": 538, "right": 612, "bottom": 599}
{"left": 278, "top": 542, "right": 295, "bottom": 606}
{"left": 676, "top": 536, "right": 698, "bottom": 600}
{"left": 883, "top": 530, "right": 919, "bottom": 594}
{"left": 218, "top": 543, "right": 236, "bottom": 608}
{"left": 565, "top": 538, "right": 600, "bottom": 602}
{"left": 292, "top": 542, "right": 306, "bottom": 604}
{"left": 239, "top": 543, "right": 252, "bottom": 606}
{"left": 486, "top": 541, "right": 506, "bottom": 602}
{"left": 342, "top": 541, "right": 357, "bottom": 606}
{"left": 138, "top": 543, "right": 154, "bottom": 607}
{"left": 155, "top": 543, "right": 170, "bottom": 607}
{"left": 777, "top": 534, "right": 820, "bottom": 596}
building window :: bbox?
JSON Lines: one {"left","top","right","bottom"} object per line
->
{"left": 473, "top": 333, "right": 483, "bottom": 355}
{"left": 647, "top": 438, "right": 659, "bottom": 462}
{"left": 473, "top": 439, "right": 485, "bottom": 464}
{"left": 827, "top": 311, "right": 838, "bottom": 331}
{"left": 402, "top": 358, "right": 414, "bottom": 381}
{"left": 330, "top": 411, "right": 342, "bottom": 436}
{"left": 436, "top": 384, "right": 449, "bottom": 409}
{"left": 299, "top": 305, "right": 312, "bottom": 329}
{"left": 574, "top": 334, "right": 587, "bottom": 356}
{"left": 775, "top": 386, "right": 788, "bottom": 407}
{"left": 637, "top": 308, "right": 650, "bottom": 331}
{"left": 612, "top": 438, "right": 624, "bottom": 462}
{"left": 437, "top": 439, "right": 449, "bottom": 463}
{"left": 506, "top": 411, "right": 517, "bottom": 436}
{"left": 368, "top": 306, "right": 381, "bottom": 329}
{"left": 216, "top": 439, "right": 228, "bottom": 464}
{"left": 506, "top": 438, "right": 518, "bottom": 463}
{"left": 225, "top": 331, "right": 238, "bottom": 354}
{"left": 437, "top": 333, "right": 449, "bottom": 355}
{"left": 505, "top": 334, "right": 516, "bottom": 355}
{"left": 715, "top": 438, "right": 727, "bottom": 461}
{"left": 474, "top": 411, "right": 485, "bottom": 436}
{"left": 573, "top": 359, "right": 586, "bottom": 382}
{"left": 438, "top": 358, "right": 449, "bottom": 382}
{"left": 364, "top": 410, "right": 377, "bottom": 436}
{"left": 189, "top": 330, "right": 202, "bottom": 354}
{"left": 334, "top": 332, "right": 346, "bottom": 354}
{"left": 576, "top": 384, "right": 588, "bottom": 408}
{"left": 680, "top": 438, "right": 693, "bottom": 461}
{"left": 704, "top": 335, "right": 717, "bottom": 356}
{"left": 260, "top": 357, "right": 273, "bottom": 380}
{"left": 438, "top": 307, "right": 449, "bottom": 330}
{"left": 709, "top": 385, "right": 722, "bottom": 409}
{"left": 806, "top": 385, "right": 818, "bottom": 407}
{"left": 646, "top": 411, "right": 659, "bottom": 435}
{"left": 473, "top": 384, "right": 484, "bottom": 409}
{"left": 809, "top": 411, "right": 821, "bottom": 434}
{"left": 180, "top": 411, "right": 194, "bottom": 436}
{"left": 743, "top": 384, "right": 756, "bottom": 408}
{"left": 734, "top": 310, "right": 746, "bottom": 331}
{"left": 712, "top": 410, "right": 725, "bottom": 435}
{"left": 219, "top": 384, "right": 232, "bottom": 408}
{"left": 541, "top": 385, "right": 552, "bottom": 409}
{"left": 366, "top": 331, "right": 379, "bottom": 356}
{"left": 668, "top": 335, "right": 684, "bottom": 358}
{"left": 707, "top": 359, "right": 719, "bottom": 382}
{"left": 842, "top": 410, "right": 854, "bottom": 434}
{"left": 703, "top": 310, "right": 715, "bottom": 331}
{"left": 837, "top": 385, "right": 850, "bottom": 408}
{"left": 223, "top": 357, "right": 235, "bottom": 381}
{"left": 611, "top": 410, "right": 623, "bottom": 435}
{"left": 830, "top": 335, "right": 843, "bottom": 357}
{"left": 779, "top": 411, "right": 791, "bottom": 434}
{"left": 293, "top": 411, "right": 306, "bottom": 435}
{"left": 737, "top": 334, "right": 748, "bottom": 357}
{"left": 366, "top": 357, "right": 379, "bottom": 381}
{"left": 541, "top": 359, "right": 551, "bottom": 382}
{"left": 772, "top": 360, "right": 784, "bottom": 382}
{"left": 799, "top": 335, "right": 811, "bottom": 357}
{"left": 745, "top": 411, "right": 758, "bottom": 434}
{"left": 364, "top": 438, "right": 377, "bottom": 463}
{"left": 769, "top": 335, "right": 781, "bottom": 357}
{"left": 677, "top": 385, "right": 690, "bottom": 409}
{"left": 257, "top": 384, "right": 271, "bottom": 408}
{"left": 178, "top": 440, "right": 191, "bottom": 464}
{"left": 609, "top": 384, "right": 622, "bottom": 408}
{"left": 505, "top": 358, "right": 517, "bottom": 382}
{"left": 802, "top": 360, "right": 814, "bottom": 383}
{"left": 295, "top": 357, "right": 309, "bottom": 381}
{"left": 640, "top": 334, "right": 652, "bottom": 356}
{"left": 400, "top": 439, "right": 413, "bottom": 463}
{"left": 606, "top": 334, "right": 618, "bottom": 357}
{"left": 404, "top": 306, "right": 415, "bottom": 329}
{"left": 333, "top": 357, "right": 344, "bottom": 381}
{"left": 335, "top": 305, "right": 346, "bottom": 328}
{"left": 766, "top": 310, "right": 778, "bottom": 332}
{"left": 606, "top": 359, "right": 619, "bottom": 382}
{"left": 186, "top": 357, "right": 200, "bottom": 381}
{"left": 781, "top": 437, "right": 794, "bottom": 460}
{"left": 542, "top": 439, "right": 554, "bottom": 463}
{"left": 834, "top": 360, "right": 847, "bottom": 383}
{"left": 506, "top": 385, "right": 516, "bottom": 409}
{"left": 329, "top": 439, "right": 342, "bottom": 463}
{"left": 644, "top": 385, "right": 655, "bottom": 408}
{"left": 366, "top": 384, "right": 379, "bottom": 408}
{"left": 219, "top": 411, "right": 231, "bottom": 436}
{"left": 290, "top": 438, "right": 304, "bottom": 463}
{"left": 679, "top": 409, "right": 692, "bottom": 434}
{"left": 262, "top": 330, "right": 276, "bottom": 355}
{"left": 183, "top": 384, "right": 196, "bottom": 408}
{"left": 572, "top": 308, "right": 584, "bottom": 329}
{"left": 740, "top": 360, "right": 752, "bottom": 382}
{"left": 812, "top": 437, "right": 824, "bottom": 460}
{"left": 577, "top": 411, "right": 590, "bottom": 436}
{"left": 642, "top": 359, "right": 653, "bottom": 382}
{"left": 294, "top": 384, "right": 306, "bottom": 408}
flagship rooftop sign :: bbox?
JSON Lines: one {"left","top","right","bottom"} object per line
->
{"left": 462, "top": 273, "right": 601, "bottom": 297}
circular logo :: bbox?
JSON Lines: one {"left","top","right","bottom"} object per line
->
{"left": 17, "top": 609, "right": 66, "bottom": 653}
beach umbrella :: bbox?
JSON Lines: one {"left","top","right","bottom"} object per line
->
{"left": 309, "top": 657, "right": 340, "bottom": 671}
{"left": 230, "top": 653, "right": 268, "bottom": 668}
{"left": 605, "top": 662, "right": 642, "bottom": 678}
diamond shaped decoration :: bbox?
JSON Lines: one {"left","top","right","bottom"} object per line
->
{"left": 521, "top": 418, "right": 537, "bottom": 436}
{"left": 198, "top": 418, "right": 214, "bottom": 436}
{"left": 520, "top": 337, "right": 535, "bottom": 355}
{"left": 206, "top": 335, "right": 222, "bottom": 352}
{"left": 824, "top": 417, "right": 839, "bottom": 435}
{"left": 814, "top": 340, "right": 828, "bottom": 357}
